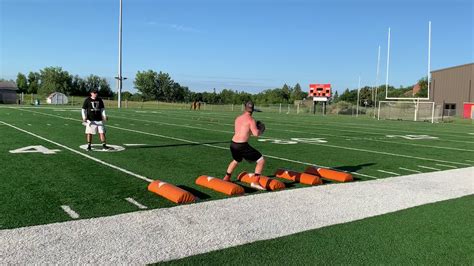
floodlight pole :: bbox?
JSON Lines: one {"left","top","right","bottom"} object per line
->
{"left": 116, "top": 0, "right": 123, "bottom": 109}
{"left": 385, "top": 27, "right": 391, "bottom": 99}
{"left": 356, "top": 76, "right": 361, "bottom": 117}
{"left": 373, "top": 45, "right": 381, "bottom": 118}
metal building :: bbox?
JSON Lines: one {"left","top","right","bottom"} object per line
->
{"left": 0, "top": 81, "right": 18, "bottom": 104}
{"left": 430, "top": 63, "right": 473, "bottom": 117}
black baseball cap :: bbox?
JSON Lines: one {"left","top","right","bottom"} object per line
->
{"left": 245, "top": 101, "right": 254, "bottom": 113}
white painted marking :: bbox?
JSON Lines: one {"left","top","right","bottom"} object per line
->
{"left": 10, "top": 145, "right": 60, "bottom": 154}
{"left": 158, "top": 182, "right": 166, "bottom": 188}
{"left": 60, "top": 205, "right": 79, "bottom": 219}
{"left": 123, "top": 144, "right": 148, "bottom": 147}
{"left": 0, "top": 121, "right": 153, "bottom": 183}
{"left": 47, "top": 124, "right": 51, "bottom": 126}
{"left": 125, "top": 198, "right": 148, "bottom": 209}
{"left": 418, "top": 165, "right": 441, "bottom": 171}
{"left": 64, "top": 124, "right": 69, "bottom": 126}
{"left": 435, "top": 163, "right": 457, "bottom": 169}
{"left": 386, "top": 134, "right": 438, "bottom": 140}
{"left": 27, "top": 124, "right": 32, "bottom": 126}
{"left": 207, "top": 176, "right": 214, "bottom": 182}
{"left": 10, "top": 109, "right": 378, "bottom": 179}
{"left": 398, "top": 167, "right": 422, "bottom": 173}
{"left": 79, "top": 144, "right": 125, "bottom": 152}
{"left": 466, "top": 160, "right": 474, "bottom": 163}
{"left": 377, "top": 170, "right": 400, "bottom": 176}
{"left": 3, "top": 167, "right": 473, "bottom": 264}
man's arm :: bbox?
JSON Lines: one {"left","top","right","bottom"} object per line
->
{"left": 249, "top": 119, "right": 260, "bottom": 137}
{"left": 81, "top": 99, "right": 88, "bottom": 121}
{"left": 99, "top": 98, "right": 107, "bottom": 121}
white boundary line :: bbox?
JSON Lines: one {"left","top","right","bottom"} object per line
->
{"left": 111, "top": 113, "right": 474, "bottom": 152}
{"left": 417, "top": 165, "right": 441, "bottom": 171}
{"left": 90, "top": 111, "right": 473, "bottom": 167}
{"left": 12, "top": 108, "right": 378, "bottom": 179}
{"left": 60, "top": 205, "right": 79, "bottom": 219}
{"left": 125, "top": 198, "right": 148, "bottom": 209}
{"left": 2, "top": 167, "right": 473, "bottom": 264}
{"left": 138, "top": 108, "right": 474, "bottom": 141}
{"left": 466, "top": 160, "right": 474, "bottom": 163}
{"left": 398, "top": 167, "right": 422, "bottom": 173}
{"left": 0, "top": 121, "right": 154, "bottom": 183}
{"left": 435, "top": 163, "right": 457, "bottom": 169}
{"left": 377, "top": 170, "right": 400, "bottom": 176}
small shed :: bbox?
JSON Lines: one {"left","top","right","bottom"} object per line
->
{"left": 47, "top": 92, "right": 69, "bottom": 105}
{"left": 0, "top": 81, "right": 19, "bottom": 104}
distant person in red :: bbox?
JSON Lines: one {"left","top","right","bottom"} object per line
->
{"left": 81, "top": 89, "right": 110, "bottom": 151}
{"left": 224, "top": 101, "right": 266, "bottom": 190}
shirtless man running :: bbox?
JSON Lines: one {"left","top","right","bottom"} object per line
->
{"left": 223, "top": 101, "right": 266, "bottom": 190}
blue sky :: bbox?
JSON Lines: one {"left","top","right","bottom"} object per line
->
{"left": 1, "top": 0, "right": 472, "bottom": 93}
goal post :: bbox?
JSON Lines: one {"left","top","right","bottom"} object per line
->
{"left": 377, "top": 100, "right": 440, "bottom": 123}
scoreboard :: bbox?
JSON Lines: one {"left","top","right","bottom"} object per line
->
{"left": 309, "top": 84, "right": 331, "bottom": 98}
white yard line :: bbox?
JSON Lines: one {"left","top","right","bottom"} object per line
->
{"left": 417, "top": 165, "right": 441, "bottom": 171}
{"left": 60, "top": 205, "right": 79, "bottom": 219}
{"left": 125, "top": 198, "right": 148, "bottom": 209}
{"left": 398, "top": 167, "right": 422, "bottom": 173}
{"left": 108, "top": 113, "right": 474, "bottom": 162}
{"left": 465, "top": 160, "right": 474, "bottom": 163}
{"left": 0, "top": 121, "right": 154, "bottom": 183}
{"left": 114, "top": 111, "right": 474, "bottom": 149}
{"left": 435, "top": 163, "right": 457, "bottom": 169}
{"left": 377, "top": 170, "right": 400, "bottom": 176}
{"left": 12, "top": 108, "right": 377, "bottom": 179}
{"left": 1, "top": 167, "right": 473, "bottom": 264}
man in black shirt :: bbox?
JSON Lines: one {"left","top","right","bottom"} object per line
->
{"left": 81, "top": 89, "right": 110, "bottom": 151}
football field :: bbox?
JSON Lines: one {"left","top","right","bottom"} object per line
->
{"left": 0, "top": 105, "right": 473, "bottom": 264}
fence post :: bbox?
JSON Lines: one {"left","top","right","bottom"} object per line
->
{"left": 279, "top": 103, "right": 282, "bottom": 114}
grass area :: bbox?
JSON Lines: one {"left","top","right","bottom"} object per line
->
{"left": 161, "top": 195, "right": 474, "bottom": 265}
{"left": 0, "top": 105, "right": 472, "bottom": 229}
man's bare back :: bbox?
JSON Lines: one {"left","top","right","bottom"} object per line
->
{"left": 232, "top": 112, "right": 260, "bottom": 143}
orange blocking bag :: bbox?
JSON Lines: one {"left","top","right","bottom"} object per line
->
{"left": 237, "top": 172, "right": 285, "bottom": 191}
{"left": 304, "top": 166, "right": 353, "bottom": 182}
{"left": 195, "top": 175, "right": 245, "bottom": 196}
{"left": 274, "top": 169, "right": 322, "bottom": 185}
{"left": 148, "top": 180, "right": 196, "bottom": 204}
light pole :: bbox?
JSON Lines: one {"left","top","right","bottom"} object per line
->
{"left": 116, "top": 0, "right": 124, "bottom": 108}
{"left": 356, "top": 76, "right": 361, "bottom": 117}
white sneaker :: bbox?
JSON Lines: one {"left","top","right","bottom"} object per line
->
{"left": 250, "top": 182, "right": 265, "bottom": 191}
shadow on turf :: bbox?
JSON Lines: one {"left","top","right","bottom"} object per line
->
{"left": 127, "top": 141, "right": 229, "bottom": 149}
{"left": 178, "top": 185, "right": 212, "bottom": 200}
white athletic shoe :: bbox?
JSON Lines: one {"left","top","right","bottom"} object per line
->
{"left": 250, "top": 182, "right": 265, "bottom": 191}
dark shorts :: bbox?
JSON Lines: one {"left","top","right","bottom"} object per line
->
{"left": 230, "top": 141, "right": 263, "bottom": 163}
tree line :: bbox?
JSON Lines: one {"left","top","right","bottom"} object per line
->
{"left": 13, "top": 67, "right": 113, "bottom": 97}
{"left": 6, "top": 66, "right": 427, "bottom": 105}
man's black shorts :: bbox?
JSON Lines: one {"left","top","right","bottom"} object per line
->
{"left": 230, "top": 141, "right": 263, "bottom": 163}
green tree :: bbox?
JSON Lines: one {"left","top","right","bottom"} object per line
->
{"left": 291, "top": 83, "right": 306, "bottom": 102}
{"left": 415, "top": 77, "right": 428, "bottom": 97}
{"left": 38, "top": 67, "right": 72, "bottom": 95}
{"left": 134, "top": 70, "right": 158, "bottom": 100}
{"left": 16, "top": 73, "right": 28, "bottom": 93}
{"left": 27, "top": 72, "right": 41, "bottom": 94}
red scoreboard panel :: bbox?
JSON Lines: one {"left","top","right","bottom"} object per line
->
{"left": 309, "top": 84, "right": 331, "bottom": 97}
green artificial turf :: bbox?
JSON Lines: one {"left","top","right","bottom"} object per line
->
{"left": 0, "top": 106, "right": 472, "bottom": 229}
{"left": 160, "top": 195, "right": 474, "bottom": 265}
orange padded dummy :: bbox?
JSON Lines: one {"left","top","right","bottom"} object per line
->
{"left": 304, "top": 166, "right": 353, "bottom": 182}
{"left": 274, "top": 169, "right": 322, "bottom": 185}
{"left": 237, "top": 172, "right": 285, "bottom": 191}
{"left": 196, "top": 175, "right": 245, "bottom": 196}
{"left": 148, "top": 180, "right": 196, "bottom": 204}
